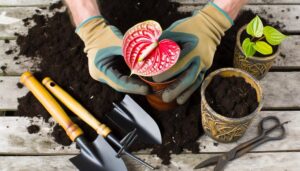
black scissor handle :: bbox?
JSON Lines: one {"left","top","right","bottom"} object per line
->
{"left": 258, "top": 116, "right": 286, "bottom": 140}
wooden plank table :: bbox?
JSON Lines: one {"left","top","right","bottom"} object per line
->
{"left": 0, "top": 0, "right": 299, "bottom": 170}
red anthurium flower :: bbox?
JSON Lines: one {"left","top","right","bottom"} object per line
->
{"left": 122, "top": 20, "right": 180, "bottom": 77}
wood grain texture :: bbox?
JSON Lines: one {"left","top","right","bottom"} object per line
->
{"left": 0, "top": 0, "right": 58, "bottom": 7}
{"left": 0, "top": 7, "right": 65, "bottom": 39}
{"left": 1, "top": 152, "right": 300, "bottom": 171}
{"left": 0, "top": 111, "right": 298, "bottom": 154}
{"left": 0, "top": 117, "right": 78, "bottom": 154}
{"left": 0, "top": 76, "right": 28, "bottom": 110}
{"left": 0, "top": 40, "right": 40, "bottom": 75}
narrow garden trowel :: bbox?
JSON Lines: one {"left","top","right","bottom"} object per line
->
{"left": 42, "top": 77, "right": 162, "bottom": 169}
{"left": 20, "top": 72, "right": 128, "bottom": 171}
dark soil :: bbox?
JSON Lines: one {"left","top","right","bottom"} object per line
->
{"left": 205, "top": 75, "right": 258, "bottom": 118}
{"left": 16, "top": 82, "right": 24, "bottom": 89}
{"left": 13, "top": 0, "right": 279, "bottom": 165}
{"left": 4, "top": 39, "right": 10, "bottom": 44}
{"left": 27, "top": 124, "right": 40, "bottom": 134}
{"left": 5, "top": 50, "right": 13, "bottom": 55}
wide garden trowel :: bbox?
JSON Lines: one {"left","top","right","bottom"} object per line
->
{"left": 20, "top": 72, "right": 127, "bottom": 171}
{"left": 42, "top": 77, "right": 162, "bottom": 169}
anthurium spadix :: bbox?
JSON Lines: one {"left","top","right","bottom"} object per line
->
{"left": 122, "top": 20, "right": 180, "bottom": 77}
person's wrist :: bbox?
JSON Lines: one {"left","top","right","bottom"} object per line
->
{"left": 213, "top": 0, "right": 248, "bottom": 20}
{"left": 65, "top": 0, "right": 101, "bottom": 26}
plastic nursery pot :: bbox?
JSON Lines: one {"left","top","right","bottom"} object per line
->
{"left": 200, "top": 68, "right": 263, "bottom": 143}
{"left": 139, "top": 76, "right": 178, "bottom": 111}
{"left": 233, "top": 25, "right": 280, "bottom": 80}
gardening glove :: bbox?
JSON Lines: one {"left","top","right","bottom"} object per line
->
{"left": 153, "top": 2, "right": 233, "bottom": 104}
{"left": 76, "top": 16, "right": 149, "bottom": 95}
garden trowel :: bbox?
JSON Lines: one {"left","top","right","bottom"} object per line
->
{"left": 42, "top": 77, "right": 161, "bottom": 169}
{"left": 20, "top": 72, "right": 127, "bottom": 171}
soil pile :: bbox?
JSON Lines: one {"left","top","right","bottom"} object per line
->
{"left": 14, "top": 0, "right": 201, "bottom": 165}
{"left": 13, "top": 0, "right": 272, "bottom": 165}
{"left": 205, "top": 75, "right": 258, "bottom": 118}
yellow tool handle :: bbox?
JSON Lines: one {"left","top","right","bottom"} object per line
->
{"left": 20, "top": 72, "right": 83, "bottom": 141}
{"left": 42, "top": 77, "right": 112, "bottom": 137}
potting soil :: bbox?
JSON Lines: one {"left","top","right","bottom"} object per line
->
{"left": 205, "top": 75, "right": 259, "bottom": 118}
{"left": 13, "top": 0, "right": 272, "bottom": 165}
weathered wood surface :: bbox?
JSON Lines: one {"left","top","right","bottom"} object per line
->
{"left": 0, "top": 0, "right": 58, "bottom": 7}
{"left": 1, "top": 152, "right": 300, "bottom": 171}
{"left": 0, "top": 40, "right": 39, "bottom": 76}
{"left": 0, "top": 77, "right": 28, "bottom": 110}
{"left": 0, "top": 117, "right": 78, "bottom": 154}
{"left": 172, "top": 0, "right": 300, "bottom": 5}
{"left": 0, "top": 111, "right": 298, "bottom": 154}
{"left": 0, "top": 5, "right": 299, "bottom": 39}
{"left": 178, "top": 5, "right": 300, "bottom": 33}
{"left": 0, "top": 7, "right": 65, "bottom": 39}
{"left": 1, "top": 72, "right": 299, "bottom": 110}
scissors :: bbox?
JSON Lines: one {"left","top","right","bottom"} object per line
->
{"left": 194, "top": 116, "right": 288, "bottom": 171}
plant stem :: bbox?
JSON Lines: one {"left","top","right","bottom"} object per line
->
{"left": 257, "top": 36, "right": 265, "bottom": 41}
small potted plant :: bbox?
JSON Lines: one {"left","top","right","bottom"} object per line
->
{"left": 122, "top": 20, "right": 180, "bottom": 111}
{"left": 234, "top": 16, "right": 287, "bottom": 80}
{"left": 201, "top": 68, "right": 263, "bottom": 143}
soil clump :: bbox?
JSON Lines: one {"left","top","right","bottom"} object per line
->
{"left": 27, "top": 124, "right": 40, "bottom": 134}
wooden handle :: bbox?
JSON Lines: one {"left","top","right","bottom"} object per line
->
{"left": 20, "top": 72, "right": 83, "bottom": 141}
{"left": 42, "top": 77, "right": 111, "bottom": 137}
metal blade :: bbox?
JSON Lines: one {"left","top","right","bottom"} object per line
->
{"left": 107, "top": 95, "right": 162, "bottom": 144}
{"left": 70, "top": 136, "right": 127, "bottom": 171}
{"left": 194, "top": 156, "right": 220, "bottom": 169}
{"left": 214, "top": 156, "right": 228, "bottom": 171}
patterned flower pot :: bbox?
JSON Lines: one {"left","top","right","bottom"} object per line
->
{"left": 139, "top": 76, "right": 178, "bottom": 111}
{"left": 233, "top": 25, "right": 280, "bottom": 80}
{"left": 201, "top": 68, "right": 263, "bottom": 143}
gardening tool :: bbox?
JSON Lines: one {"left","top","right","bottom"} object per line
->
{"left": 20, "top": 72, "right": 128, "bottom": 171}
{"left": 42, "top": 77, "right": 162, "bottom": 169}
{"left": 194, "top": 116, "right": 288, "bottom": 171}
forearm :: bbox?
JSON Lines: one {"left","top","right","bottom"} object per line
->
{"left": 65, "top": 0, "right": 100, "bottom": 26}
{"left": 213, "top": 0, "right": 248, "bottom": 20}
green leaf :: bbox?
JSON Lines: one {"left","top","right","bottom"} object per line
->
{"left": 246, "top": 16, "right": 264, "bottom": 38}
{"left": 263, "top": 26, "right": 287, "bottom": 45}
{"left": 253, "top": 41, "right": 273, "bottom": 55}
{"left": 242, "top": 38, "right": 256, "bottom": 57}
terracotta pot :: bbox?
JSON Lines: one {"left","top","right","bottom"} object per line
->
{"left": 233, "top": 25, "right": 280, "bottom": 80}
{"left": 139, "top": 76, "right": 178, "bottom": 111}
{"left": 201, "top": 68, "right": 263, "bottom": 143}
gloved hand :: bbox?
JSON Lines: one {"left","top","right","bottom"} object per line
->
{"left": 153, "top": 2, "right": 233, "bottom": 104}
{"left": 76, "top": 16, "right": 149, "bottom": 95}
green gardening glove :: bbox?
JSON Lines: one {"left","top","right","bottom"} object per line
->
{"left": 153, "top": 2, "right": 233, "bottom": 104}
{"left": 76, "top": 16, "right": 149, "bottom": 95}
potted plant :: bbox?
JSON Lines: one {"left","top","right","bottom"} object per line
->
{"left": 201, "top": 68, "right": 263, "bottom": 143}
{"left": 234, "top": 16, "right": 287, "bottom": 80}
{"left": 122, "top": 20, "right": 180, "bottom": 111}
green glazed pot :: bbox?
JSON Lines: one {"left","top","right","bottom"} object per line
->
{"left": 200, "top": 68, "right": 263, "bottom": 143}
{"left": 233, "top": 25, "right": 280, "bottom": 80}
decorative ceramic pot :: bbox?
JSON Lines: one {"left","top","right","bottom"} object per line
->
{"left": 139, "top": 76, "right": 178, "bottom": 111}
{"left": 201, "top": 68, "right": 263, "bottom": 143}
{"left": 233, "top": 25, "right": 280, "bottom": 80}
